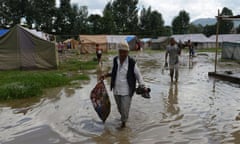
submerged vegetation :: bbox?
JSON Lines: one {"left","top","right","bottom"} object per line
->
{"left": 0, "top": 57, "right": 98, "bottom": 101}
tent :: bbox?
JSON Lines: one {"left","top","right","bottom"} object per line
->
{"left": 140, "top": 38, "right": 152, "bottom": 49}
{"left": 0, "top": 25, "right": 58, "bottom": 70}
{"left": 171, "top": 34, "right": 213, "bottom": 49}
{"left": 222, "top": 42, "right": 240, "bottom": 60}
{"left": 151, "top": 37, "right": 169, "bottom": 50}
{"left": 126, "top": 36, "right": 137, "bottom": 50}
{"left": 63, "top": 38, "right": 79, "bottom": 49}
{"left": 79, "top": 35, "right": 108, "bottom": 54}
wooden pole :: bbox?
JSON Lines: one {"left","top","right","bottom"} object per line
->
{"left": 215, "top": 9, "right": 220, "bottom": 73}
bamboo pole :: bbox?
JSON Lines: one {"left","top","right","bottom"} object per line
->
{"left": 215, "top": 9, "right": 220, "bottom": 73}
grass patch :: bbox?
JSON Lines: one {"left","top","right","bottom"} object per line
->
{"left": 220, "top": 58, "right": 240, "bottom": 63}
{"left": 59, "top": 58, "right": 98, "bottom": 71}
{"left": 196, "top": 48, "right": 222, "bottom": 53}
{"left": 0, "top": 58, "right": 97, "bottom": 101}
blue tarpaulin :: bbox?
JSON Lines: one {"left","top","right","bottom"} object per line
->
{"left": 125, "top": 36, "right": 135, "bottom": 42}
{"left": 0, "top": 29, "right": 9, "bottom": 37}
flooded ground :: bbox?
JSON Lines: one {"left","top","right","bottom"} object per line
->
{"left": 1, "top": 51, "right": 240, "bottom": 144}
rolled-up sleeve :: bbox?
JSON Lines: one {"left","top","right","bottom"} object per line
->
{"left": 134, "top": 63, "right": 145, "bottom": 86}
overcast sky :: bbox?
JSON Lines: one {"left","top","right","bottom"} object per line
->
{"left": 58, "top": 0, "right": 240, "bottom": 26}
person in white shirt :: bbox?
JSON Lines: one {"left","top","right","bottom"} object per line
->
{"left": 165, "top": 38, "right": 181, "bottom": 82}
{"left": 102, "top": 42, "right": 145, "bottom": 128}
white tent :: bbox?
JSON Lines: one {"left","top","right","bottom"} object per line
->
{"left": 209, "top": 34, "right": 240, "bottom": 43}
{"left": 171, "top": 34, "right": 214, "bottom": 49}
{"left": 222, "top": 42, "right": 240, "bottom": 60}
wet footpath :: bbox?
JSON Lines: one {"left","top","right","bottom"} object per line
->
{"left": 1, "top": 52, "right": 240, "bottom": 144}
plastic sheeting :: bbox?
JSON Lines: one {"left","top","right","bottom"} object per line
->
{"left": 222, "top": 42, "right": 240, "bottom": 60}
{"left": 0, "top": 29, "right": 9, "bottom": 37}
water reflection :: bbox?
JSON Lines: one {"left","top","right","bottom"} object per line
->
{"left": 231, "top": 130, "right": 240, "bottom": 144}
{"left": 167, "top": 83, "right": 179, "bottom": 116}
{"left": 93, "top": 128, "right": 131, "bottom": 144}
{"left": 189, "top": 57, "right": 193, "bottom": 69}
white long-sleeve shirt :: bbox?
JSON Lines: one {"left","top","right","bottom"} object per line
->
{"left": 113, "top": 57, "right": 145, "bottom": 96}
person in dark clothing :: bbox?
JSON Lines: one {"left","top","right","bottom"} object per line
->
{"left": 96, "top": 44, "right": 102, "bottom": 64}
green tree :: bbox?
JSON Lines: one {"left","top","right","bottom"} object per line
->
{"left": 88, "top": 14, "right": 103, "bottom": 34}
{"left": 102, "top": 2, "right": 115, "bottom": 34}
{"left": 26, "top": 0, "right": 56, "bottom": 32}
{"left": 77, "top": 6, "right": 89, "bottom": 34}
{"left": 0, "top": 0, "right": 27, "bottom": 28}
{"left": 189, "top": 24, "right": 203, "bottom": 33}
{"left": 0, "top": 2, "right": 9, "bottom": 28}
{"left": 139, "top": 7, "right": 152, "bottom": 36}
{"left": 54, "top": 0, "right": 72, "bottom": 35}
{"left": 219, "top": 7, "right": 234, "bottom": 34}
{"left": 112, "top": 0, "right": 139, "bottom": 34}
{"left": 162, "top": 26, "right": 172, "bottom": 36}
{"left": 139, "top": 7, "right": 164, "bottom": 37}
{"left": 172, "top": 10, "right": 190, "bottom": 34}
{"left": 203, "top": 24, "right": 216, "bottom": 37}
{"left": 149, "top": 11, "right": 164, "bottom": 37}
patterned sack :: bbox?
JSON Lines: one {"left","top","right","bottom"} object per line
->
{"left": 90, "top": 81, "right": 111, "bottom": 122}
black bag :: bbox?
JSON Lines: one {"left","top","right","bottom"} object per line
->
{"left": 136, "top": 85, "right": 151, "bottom": 99}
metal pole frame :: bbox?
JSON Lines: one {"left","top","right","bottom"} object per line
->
{"left": 214, "top": 10, "right": 220, "bottom": 73}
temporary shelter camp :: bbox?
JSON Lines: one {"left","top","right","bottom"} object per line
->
{"left": 0, "top": 25, "right": 58, "bottom": 70}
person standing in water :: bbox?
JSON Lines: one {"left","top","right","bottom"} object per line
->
{"left": 101, "top": 42, "right": 146, "bottom": 128}
{"left": 165, "top": 38, "right": 181, "bottom": 82}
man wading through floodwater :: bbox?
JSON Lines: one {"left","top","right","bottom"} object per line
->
{"left": 165, "top": 38, "right": 181, "bottom": 82}
{"left": 101, "top": 42, "right": 146, "bottom": 128}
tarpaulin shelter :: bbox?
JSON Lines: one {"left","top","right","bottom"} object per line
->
{"left": 0, "top": 25, "right": 58, "bottom": 70}
{"left": 151, "top": 37, "right": 169, "bottom": 50}
{"left": 79, "top": 35, "right": 108, "bottom": 54}
{"left": 126, "top": 35, "right": 137, "bottom": 50}
{"left": 140, "top": 38, "right": 152, "bottom": 49}
{"left": 106, "top": 35, "right": 137, "bottom": 50}
{"left": 0, "top": 29, "right": 9, "bottom": 37}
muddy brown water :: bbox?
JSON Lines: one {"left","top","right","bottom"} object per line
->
{"left": 1, "top": 52, "right": 240, "bottom": 144}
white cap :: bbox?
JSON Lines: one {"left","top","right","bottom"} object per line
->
{"left": 118, "top": 42, "right": 129, "bottom": 51}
